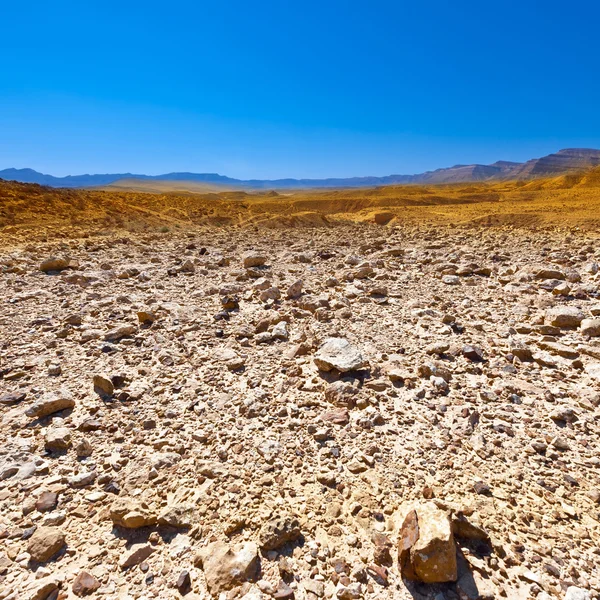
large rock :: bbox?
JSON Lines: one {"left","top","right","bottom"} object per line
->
{"left": 259, "top": 515, "right": 302, "bottom": 550}
{"left": 535, "top": 268, "right": 565, "bottom": 280}
{"left": 104, "top": 324, "right": 137, "bottom": 341}
{"left": 314, "top": 338, "right": 366, "bottom": 372}
{"left": 93, "top": 374, "right": 114, "bottom": 397}
{"left": 109, "top": 498, "right": 157, "bottom": 528}
{"left": 26, "top": 390, "right": 75, "bottom": 419}
{"left": 581, "top": 318, "right": 600, "bottom": 337}
{"left": 40, "top": 257, "right": 76, "bottom": 273}
{"left": 72, "top": 571, "right": 101, "bottom": 596}
{"left": 243, "top": 252, "right": 267, "bottom": 268}
{"left": 194, "top": 541, "right": 259, "bottom": 596}
{"left": 44, "top": 427, "right": 72, "bottom": 452}
{"left": 399, "top": 503, "right": 457, "bottom": 583}
{"left": 27, "top": 526, "right": 66, "bottom": 562}
{"left": 565, "top": 587, "right": 591, "bottom": 600}
{"left": 119, "top": 543, "right": 155, "bottom": 569}
{"left": 158, "top": 504, "right": 194, "bottom": 528}
{"left": 545, "top": 306, "right": 585, "bottom": 328}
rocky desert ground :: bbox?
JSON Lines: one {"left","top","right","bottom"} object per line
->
{"left": 1, "top": 177, "right": 600, "bottom": 600}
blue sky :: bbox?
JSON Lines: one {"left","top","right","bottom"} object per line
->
{"left": 1, "top": 0, "right": 599, "bottom": 179}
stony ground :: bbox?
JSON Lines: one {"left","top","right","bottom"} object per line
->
{"left": 1, "top": 222, "right": 599, "bottom": 600}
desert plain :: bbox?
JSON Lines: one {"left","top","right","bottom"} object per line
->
{"left": 0, "top": 171, "right": 600, "bottom": 600}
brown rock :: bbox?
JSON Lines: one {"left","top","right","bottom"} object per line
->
{"left": 27, "top": 527, "right": 66, "bottom": 562}
{"left": 120, "top": 543, "right": 155, "bottom": 569}
{"left": 36, "top": 491, "right": 58, "bottom": 513}
{"left": 72, "top": 571, "right": 101, "bottom": 596}
{"left": 93, "top": 374, "right": 114, "bottom": 397}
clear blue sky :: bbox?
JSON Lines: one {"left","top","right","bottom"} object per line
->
{"left": 1, "top": 0, "right": 599, "bottom": 179}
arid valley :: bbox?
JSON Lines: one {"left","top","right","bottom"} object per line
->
{"left": 1, "top": 169, "right": 599, "bottom": 600}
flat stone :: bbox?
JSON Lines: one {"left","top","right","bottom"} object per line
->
{"left": 120, "top": 543, "right": 155, "bottom": 569}
{"left": 25, "top": 390, "right": 75, "bottom": 419}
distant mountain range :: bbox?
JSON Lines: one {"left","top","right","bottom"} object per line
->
{"left": 2, "top": 148, "right": 600, "bottom": 190}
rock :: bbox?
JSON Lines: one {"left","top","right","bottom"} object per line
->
{"left": 120, "top": 543, "right": 155, "bottom": 568}
{"left": 274, "top": 580, "right": 294, "bottom": 599}
{"left": 271, "top": 320, "right": 289, "bottom": 340}
{"left": 545, "top": 306, "right": 585, "bottom": 328}
{"left": 93, "top": 374, "right": 114, "bottom": 397}
{"left": 314, "top": 338, "right": 367, "bottom": 372}
{"left": 581, "top": 318, "right": 600, "bottom": 337}
{"left": 536, "top": 268, "right": 565, "bottom": 280}
{"left": 325, "top": 381, "right": 358, "bottom": 407}
{"left": 104, "top": 324, "right": 137, "bottom": 341}
{"left": 75, "top": 438, "right": 93, "bottom": 457}
{"left": 27, "top": 526, "right": 66, "bottom": 562}
{"left": 243, "top": 252, "right": 267, "bottom": 268}
{"left": 44, "top": 427, "right": 72, "bottom": 452}
{"left": 36, "top": 491, "right": 58, "bottom": 512}
{"left": 565, "top": 587, "right": 591, "bottom": 600}
{"left": 259, "top": 515, "right": 302, "bottom": 550}
{"left": 463, "top": 345, "right": 485, "bottom": 362}
{"left": 176, "top": 570, "right": 192, "bottom": 595}
{"left": 287, "top": 279, "right": 303, "bottom": 299}
{"left": 29, "top": 578, "right": 61, "bottom": 600}
{"left": 214, "top": 347, "right": 246, "bottom": 370}
{"left": 158, "top": 504, "right": 194, "bottom": 528}
{"left": 110, "top": 498, "right": 157, "bottom": 528}
{"left": 194, "top": 541, "right": 259, "bottom": 596}
{"left": 69, "top": 470, "right": 96, "bottom": 488}
{"left": 320, "top": 407, "right": 349, "bottom": 425}
{"left": 399, "top": 503, "right": 457, "bottom": 583}
{"left": 40, "top": 257, "right": 74, "bottom": 273}
{"left": 452, "top": 513, "right": 490, "bottom": 543}
{"left": 0, "top": 391, "right": 26, "bottom": 405}
{"left": 25, "top": 390, "right": 75, "bottom": 419}
{"left": 304, "top": 579, "right": 325, "bottom": 597}
{"left": 137, "top": 310, "right": 156, "bottom": 324}
{"left": 72, "top": 571, "right": 101, "bottom": 596}
{"left": 442, "top": 275, "right": 460, "bottom": 285}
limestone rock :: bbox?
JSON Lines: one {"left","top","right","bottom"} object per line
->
{"left": 110, "top": 498, "right": 157, "bottom": 528}
{"left": 44, "top": 427, "right": 72, "bottom": 451}
{"left": 399, "top": 503, "right": 457, "bottom": 583}
{"left": 27, "top": 526, "right": 66, "bottom": 562}
{"left": 545, "top": 306, "right": 585, "bottom": 328}
{"left": 259, "top": 515, "right": 302, "bottom": 550}
{"left": 194, "top": 541, "right": 260, "bottom": 596}
{"left": 26, "top": 390, "right": 75, "bottom": 419}
{"left": 314, "top": 338, "right": 366, "bottom": 372}
{"left": 581, "top": 318, "right": 600, "bottom": 337}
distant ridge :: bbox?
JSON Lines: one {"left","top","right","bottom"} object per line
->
{"left": 2, "top": 148, "right": 600, "bottom": 190}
